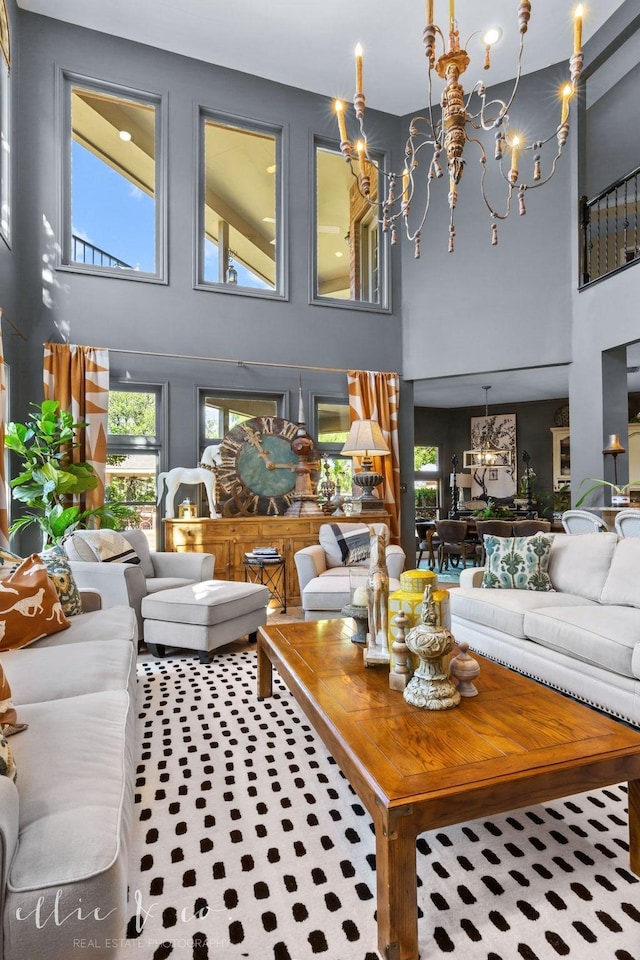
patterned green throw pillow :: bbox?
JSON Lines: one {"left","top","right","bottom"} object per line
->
{"left": 481, "top": 534, "right": 554, "bottom": 591}
{"left": 0, "top": 545, "right": 83, "bottom": 616}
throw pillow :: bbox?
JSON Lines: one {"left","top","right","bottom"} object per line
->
{"left": 66, "top": 530, "right": 140, "bottom": 565}
{"left": 0, "top": 546, "right": 82, "bottom": 616}
{"left": 0, "top": 732, "right": 17, "bottom": 782}
{"left": 481, "top": 534, "right": 554, "bottom": 591}
{"left": 319, "top": 523, "right": 371, "bottom": 568}
{"left": 0, "top": 660, "right": 28, "bottom": 736}
{"left": 0, "top": 554, "right": 71, "bottom": 650}
{"left": 0, "top": 546, "right": 20, "bottom": 577}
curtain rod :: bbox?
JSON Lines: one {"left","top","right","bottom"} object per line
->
{"left": 1, "top": 308, "right": 28, "bottom": 342}
{"left": 105, "top": 346, "right": 353, "bottom": 375}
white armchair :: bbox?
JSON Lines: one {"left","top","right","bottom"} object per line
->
{"left": 64, "top": 529, "right": 214, "bottom": 638}
{"left": 294, "top": 521, "right": 405, "bottom": 621}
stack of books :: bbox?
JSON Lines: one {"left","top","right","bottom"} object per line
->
{"left": 245, "top": 546, "right": 282, "bottom": 562}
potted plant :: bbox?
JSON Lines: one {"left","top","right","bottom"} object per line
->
{"left": 5, "top": 399, "right": 134, "bottom": 548}
{"left": 474, "top": 498, "right": 513, "bottom": 519}
{"left": 537, "top": 484, "right": 571, "bottom": 520}
{"left": 575, "top": 477, "right": 640, "bottom": 508}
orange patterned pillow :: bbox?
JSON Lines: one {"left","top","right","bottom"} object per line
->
{"left": 0, "top": 660, "right": 27, "bottom": 735}
{"left": 0, "top": 555, "right": 70, "bottom": 650}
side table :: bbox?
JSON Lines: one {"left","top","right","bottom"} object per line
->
{"left": 243, "top": 554, "right": 287, "bottom": 612}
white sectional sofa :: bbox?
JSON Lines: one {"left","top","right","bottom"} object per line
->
{"left": 0, "top": 593, "right": 137, "bottom": 960}
{"left": 450, "top": 532, "right": 640, "bottom": 727}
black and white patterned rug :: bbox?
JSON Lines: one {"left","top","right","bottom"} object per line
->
{"left": 120, "top": 649, "right": 640, "bottom": 960}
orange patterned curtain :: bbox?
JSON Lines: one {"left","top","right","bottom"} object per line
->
{"left": 43, "top": 343, "right": 109, "bottom": 513}
{"left": 0, "top": 327, "right": 9, "bottom": 547}
{"left": 347, "top": 370, "right": 401, "bottom": 542}
{"left": 0, "top": 0, "right": 10, "bottom": 69}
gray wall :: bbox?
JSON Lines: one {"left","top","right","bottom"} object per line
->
{"left": 586, "top": 58, "right": 640, "bottom": 196}
{"left": 5, "top": 2, "right": 640, "bottom": 554}
{"left": 12, "top": 12, "right": 420, "bottom": 553}
{"left": 415, "top": 397, "right": 568, "bottom": 517}
{"left": 400, "top": 66, "right": 574, "bottom": 384}
{"left": 570, "top": 0, "right": 640, "bottom": 506}
{"left": 0, "top": 0, "right": 22, "bottom": 387}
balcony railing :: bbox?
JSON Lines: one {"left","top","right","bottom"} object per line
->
{"left": 580, "top": 167, "right": 640, "bottom": 287}
{"left": 72, "top": 235, "right": 132, "bottom": 270}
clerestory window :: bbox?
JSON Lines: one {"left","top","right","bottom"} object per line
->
{"left": 196, "top": 109, "right": 284, "bottom": 298}
{"left": 59, "top": 71, "right": 166, "bottom": 281}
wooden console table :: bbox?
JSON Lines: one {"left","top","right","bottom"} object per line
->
{"left": 164, "top": 513, "right": 389, "bottom": 606}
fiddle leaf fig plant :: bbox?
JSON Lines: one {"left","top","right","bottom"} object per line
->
{"left": 5, "top": 399, "right": 124, "bottom": 547}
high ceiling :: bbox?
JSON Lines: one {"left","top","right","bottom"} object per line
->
{"left": 17, "top": 1, "right": 625, "bottom": 116}
{"left": 17, "top": 0, "right": 632, "bottom": 407}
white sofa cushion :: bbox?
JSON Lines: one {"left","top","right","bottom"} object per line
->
{"left": 600, "top": 537, "right": 640, "bottom": 608}
{"left": 303, "top": 572, "right": 400, "bottom": 612}
{"left": 547, "top": 532, "right": 618, "bottom": 601}
{"left": 2, "top": 640, "right": 136, "bottom": 705}
{"left": 450, "top": 587, "right": 596, "bottom": 640}
{"left": 524, "top": 605, "right": 640, "bottom": 680}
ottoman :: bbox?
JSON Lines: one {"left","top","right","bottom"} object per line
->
{"left": 141, "top": 580, "right": 270, "bottom": 663}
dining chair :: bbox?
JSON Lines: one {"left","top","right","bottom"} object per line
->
{"left": 474, "top": 519, "right": 513, "bottom": 565}
{"left": 434, "top": 519, "right": 473, "bottom": 572}
{"left": 561, "top": 510, "right": 608, "bottom": 534}
{"left": 512, "top": 519, "right": 552, "bottom": 537}
{"left": 614, "top": 508, "right": 640, "bottom": 538}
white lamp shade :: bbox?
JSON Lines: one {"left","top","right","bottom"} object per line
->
{"left": 341, "top": 419, "right": 390, "bottom": 457}
{"left": 456, "top": 474, "right": 473, "bottom": 489}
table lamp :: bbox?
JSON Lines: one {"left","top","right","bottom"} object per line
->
{"left": 341, "top": 419, "right": 390, "bottom": 510}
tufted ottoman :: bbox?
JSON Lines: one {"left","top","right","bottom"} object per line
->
{"left": 141, "top": 580, "right": 270, "bottom": 663}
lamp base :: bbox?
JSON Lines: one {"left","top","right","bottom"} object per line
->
{"left": 353, "top": 470, "right": 386, "bottom": 510}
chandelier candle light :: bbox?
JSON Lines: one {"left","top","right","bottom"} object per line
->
{"left": 333, "top": 2, "right": 584, "bottom": 254}
{"left": 463, "top": 385, "right": 513, "bottom": 468}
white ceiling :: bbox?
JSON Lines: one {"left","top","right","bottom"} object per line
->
{"left": 414, "top": 345, "right": 640, "bottom": 409}
{"left": 16, "top": 0, "right": 631, "bottom": 408}
{"left": 16, "top": 0, "right": 625, "bottom": 115}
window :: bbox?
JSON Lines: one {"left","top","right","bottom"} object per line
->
{"left": 313, "top": 396, "right": 354, "bottom": 500}
{"left": 197, "top": 110, "right": 283, "bottom": 296}
{"left": 313, "top": 139, "right": 389, "bottom": 309}
{"left": 415, "top": 446, "right": 440, "bottom": 519}
{"left": 414, "top": 445, "right": 438, "bottom": 473}
{"left": 60, "top": 72, "right": 166, "bottom": 280}
{"left": 107, "top": 387, "right": 162, "bottom": 548}
{"left": 315, "top": 398, "right": 351, "bottom": 447}
{"left": 201, "top": 392, "right": 281, "bottom": 447}
{"left": 0, "top": 49, "right": 9, "bottom": 246}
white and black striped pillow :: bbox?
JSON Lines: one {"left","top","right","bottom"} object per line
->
{"left": 65, "top": 530, "right": 140, "bottom": 565}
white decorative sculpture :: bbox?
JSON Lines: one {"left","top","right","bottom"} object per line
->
{"left": 157, "top": 445, "right": 222, "bottom": 519}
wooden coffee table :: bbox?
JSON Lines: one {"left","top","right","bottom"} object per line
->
{"left": 257, "top": 619, "right": 640, "bottom": 960}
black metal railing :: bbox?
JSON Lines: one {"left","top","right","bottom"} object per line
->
{"left": 72, "top": 235, "right": 132, "bottom": 270}
{"left": 580, "top": 166, "right": 640, "bottom": 286}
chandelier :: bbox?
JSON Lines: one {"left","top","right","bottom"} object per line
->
{"left": 463, "top": 385, "right": 513, "bottom": 468}
{"left": 333, "top": 1, "right": 584, "bottom": 254}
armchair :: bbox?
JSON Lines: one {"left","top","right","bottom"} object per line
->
{"left": 294, "top": 521, "right": 405, "bottom": 621}
{"left": 64, "top": 529, "right": 214, "bottom": 637}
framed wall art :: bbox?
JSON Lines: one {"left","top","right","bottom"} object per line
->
{"left": 468, "top": 413, "right": 516, "bottom": 502}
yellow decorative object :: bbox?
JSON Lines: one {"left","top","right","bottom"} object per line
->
{"left": 388, "top": 569, "right": 437, "bottom": 651}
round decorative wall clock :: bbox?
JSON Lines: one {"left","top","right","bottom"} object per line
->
{"left": 217, "top": 416, "right": 306, "bottom": 516}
